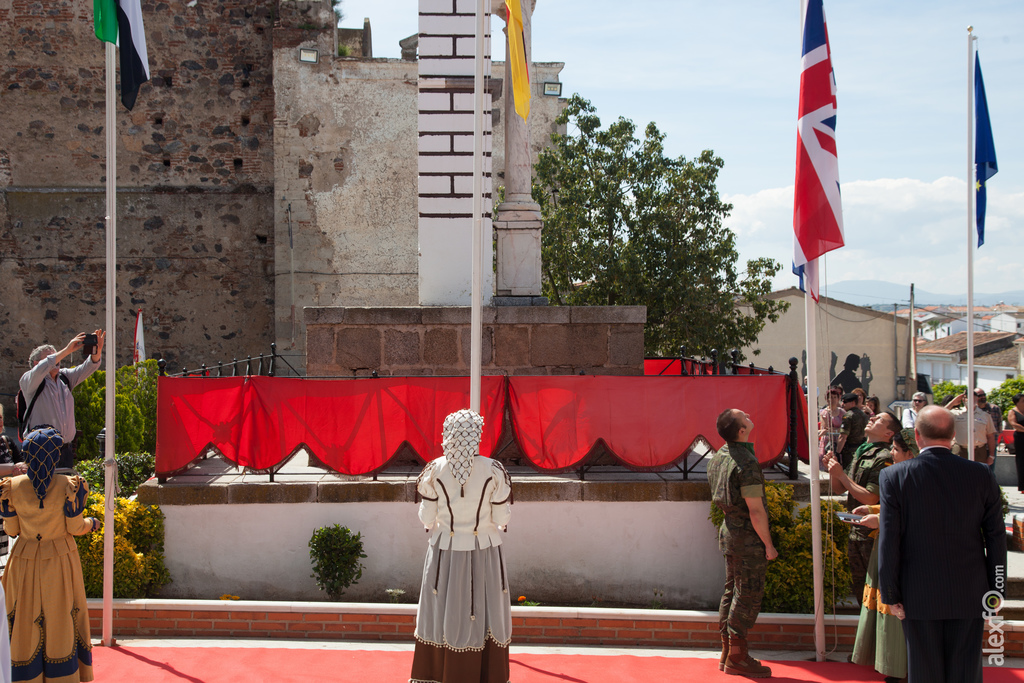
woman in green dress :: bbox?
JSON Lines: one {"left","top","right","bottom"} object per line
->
{"left": 850, "top": 427, "right": 918, "bottom": 683}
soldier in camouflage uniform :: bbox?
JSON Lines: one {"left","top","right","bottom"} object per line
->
{"left": 834, "top": 393, "right": 868, "bottom": 469}
{"left": 708, "top": 408, "right": 779, "bottom": 678}
{"left": 825, "top": 410, "right": 899, "bottom": 604}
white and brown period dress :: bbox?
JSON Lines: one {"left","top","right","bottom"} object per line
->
{"left": 410, "top": 410, "right": 513, "bottom": 683}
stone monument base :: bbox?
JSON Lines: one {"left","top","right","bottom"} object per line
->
{"left": 303, "top": 305, "right": 647, "bottom": 377}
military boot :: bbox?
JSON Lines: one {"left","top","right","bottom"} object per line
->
{"left": 718, "top": 624, "right": 729, "bottom": 671}
{"left": 724, "top": 636, "right": 772, "bottom": 678}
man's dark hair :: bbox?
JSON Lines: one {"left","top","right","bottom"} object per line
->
{"left": 880, "top": 411, "right": 900, "bottom": 442}
{"left": 716, "top": 409, "right": 743, "bottom": 442}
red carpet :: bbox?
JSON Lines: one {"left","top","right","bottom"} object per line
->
{"left": 91, "top": 645, "right": 1024, "bottom": 682}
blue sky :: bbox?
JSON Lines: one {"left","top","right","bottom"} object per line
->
{"left": 341, "top": 0, "right": 1023, "bottom": 302}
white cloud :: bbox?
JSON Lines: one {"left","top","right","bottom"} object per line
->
{"left": 725, "top": 178, "right": 1022, "bottom": 297}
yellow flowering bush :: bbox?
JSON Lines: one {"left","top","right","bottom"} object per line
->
{"left": 74, "top": 493, "right": 171, "bottom": 599}
{"left": 709, "top": 481, "right": 850, "bottom": 613}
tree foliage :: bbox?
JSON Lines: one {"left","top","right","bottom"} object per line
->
{"left": 930, "top": 380, "right": 966, "bottom": 407}
{"left": 72, "top": 359, "right": 159, "bottom": 461}
{"left": 988, "top": 376, "right": 1024, "bottom": 419}
{"left": 533, "top": 95, "right": 787, "bottom": 358}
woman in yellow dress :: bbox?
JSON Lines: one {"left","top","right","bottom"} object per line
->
{"left": 1, "top": 427, "right": 101, "bottom": 682}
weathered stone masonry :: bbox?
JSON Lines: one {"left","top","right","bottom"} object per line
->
{"left": 0, "top": 0, "right": 278, "bottom": 397}
{"left": 0, "top": 0, "right": 566, "bottom": 415}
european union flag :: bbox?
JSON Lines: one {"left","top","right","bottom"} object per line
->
{"left": 975, "top": 54, "right": 997, "bottom": 248}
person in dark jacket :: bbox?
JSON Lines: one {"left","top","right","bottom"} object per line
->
{"left": 878, "top": 405, "right": 1006, "bottom": 682}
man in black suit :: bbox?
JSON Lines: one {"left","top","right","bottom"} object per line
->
{"left": 878, "top": 405, "right": 1006, "bottom": 682}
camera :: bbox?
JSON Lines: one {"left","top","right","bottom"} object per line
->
{"left": 82, "top": 333, "right": 98, "bottom": 357}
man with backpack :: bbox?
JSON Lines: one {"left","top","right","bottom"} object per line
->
{"left": 18, "top": 330, "right": 105, "bottom": 469}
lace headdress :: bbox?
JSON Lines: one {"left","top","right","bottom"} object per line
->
{"left": 442, "top": 409, "right": 484, "bottom": 497}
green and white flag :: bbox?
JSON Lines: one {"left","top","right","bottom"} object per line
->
{"left": 94, "top": 0, "right": 150, "bottom": 110}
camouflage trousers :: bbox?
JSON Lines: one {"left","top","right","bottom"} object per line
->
{"left": 718, "top": 551, "right": 768, "bottom": 639}
{"left": 848, "top": 538, "right": 874, "bottom": 605}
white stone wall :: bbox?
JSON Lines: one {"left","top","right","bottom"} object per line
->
{"left": 417, "top": 0, "right": 494, "bottom": 305}
{"left": 158, "top": 500, "right": 724, "bottom": 608}
{"left": 273, "top": 55, "right": 420, "bottom": 358}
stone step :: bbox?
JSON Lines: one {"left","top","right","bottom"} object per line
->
{"left": 997, "top": 599, "right": 1024, "bottom": 621}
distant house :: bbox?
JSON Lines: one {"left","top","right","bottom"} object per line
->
{"left": 991, "top": 310, "right": 1024, "bottom": 334}
{"left": 896, "top": 305, "right": 995, "bottom": 341}
{"left": 738, "top": 287, "right": 912, "bottom": 409}
{"left": 915, "top": 331, "right": 1020, "bottom": 392}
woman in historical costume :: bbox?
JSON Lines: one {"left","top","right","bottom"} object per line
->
{"left": 1, "top": 427, "right": 101, "bottom": 682}
{"left": 410, "top": 410, "right": 513, "bottom": 683}
{"left": 850, "top": 427, "right": 919, "bottom": 683}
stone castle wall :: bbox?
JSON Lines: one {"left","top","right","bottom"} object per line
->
{"left": 0, "top": 0, "right": 280, "bottom": 401}
{"left": 0, "top": 0, "right": 567, "bottom": 413}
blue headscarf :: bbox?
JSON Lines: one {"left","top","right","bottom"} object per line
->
{"left": 22, "top": 427, "right": 62, "bottom": 508}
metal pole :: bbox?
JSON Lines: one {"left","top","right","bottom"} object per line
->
{"left": 805, "top": 284, "right": 825, "bottom": 660}
{"left": 907, "top": 284, "right": 915, "bottom": 398}
{"left": 893, "top": 303, "right": 898, "bottom": 400}
{"left": 101, "top": 40, "right": 116, "bottom": 648}
{"left": 469, "top": 0, "right": 485, "bottom": 413}
{"left": 287, "top": 203, "right": 296, "bottom": 349}
{"left": 966, "top": 27, "right": 976, "bottom": 460}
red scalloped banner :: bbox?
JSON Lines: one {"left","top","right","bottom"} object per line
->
{"left": 156, "top": 374, "right": 802, "bottom": 476}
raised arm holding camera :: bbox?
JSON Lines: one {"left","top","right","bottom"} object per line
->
{"left": 18, "top": 330, "right": 105, "bottom": 469}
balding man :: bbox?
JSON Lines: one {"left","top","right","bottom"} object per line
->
{"left": 878, "top": 405, "right": 1006, "bottom": 683}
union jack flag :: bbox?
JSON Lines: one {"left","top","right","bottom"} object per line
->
{"left": 793, "top": 0, "right": 844, "bottom": 300}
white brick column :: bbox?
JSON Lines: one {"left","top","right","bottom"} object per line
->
{"left": 418, "top": 0, "right": 493, "bottom": 306}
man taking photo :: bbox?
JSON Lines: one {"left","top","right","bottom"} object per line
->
{"left": 19, "top": 330, "right": 105, "bottom": 469}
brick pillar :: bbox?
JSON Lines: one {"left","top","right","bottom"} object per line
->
{"left": 417, "top": 0, "right": 493, "bottom": 306}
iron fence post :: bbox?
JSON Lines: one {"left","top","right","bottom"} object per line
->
{"left": 788, "top": 356, "right": 800, "bottom": 479}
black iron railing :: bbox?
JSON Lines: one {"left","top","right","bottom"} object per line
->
{"left": 157, "top": 343, "right": 305, "bottom": 379}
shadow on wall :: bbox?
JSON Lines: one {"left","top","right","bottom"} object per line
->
{"left": 800, "top": 350, "right": 874, "bottom": 395}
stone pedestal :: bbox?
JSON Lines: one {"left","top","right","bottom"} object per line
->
{"left": 494, "top": 200, "right": 542, "bottom": 296}
{"left": 304, "top": 304, "right": 646, "bottom": 376}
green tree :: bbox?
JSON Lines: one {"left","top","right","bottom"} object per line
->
{"left": 930, "top": 380, "right": 966, "bottom": 407}
{"left": 72, "top": 359, "right": 160, "bottom": 460}
{"left": 533, "top": 95, "right": 787, "bottom": 358}
{"left": 989, "top": 376, "right": 1024, "bottom": 419}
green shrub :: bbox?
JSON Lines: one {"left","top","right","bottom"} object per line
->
{"left": 309, "top": 524, "right": 366, "bottom": 600}
{"left": 931, "top": 380, "right": 966, "bottom": 407}
{"left": 72, "top": 359, "right": 159, "bottom": 461}
{"left": 989, "top": 376, "right": 1024, "bottom": 421}
{"left": 77, "top": 452, "right": 156, "bottom": 497}
{"left": 709, "top": 481, "right": 851, "bottom": 614}
{"left": 75, "top": 493, "right": 171, "bottom": 598}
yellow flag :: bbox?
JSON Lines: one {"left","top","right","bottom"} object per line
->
{"left": 506, "top": 0, "right": 531, "bottom": 121}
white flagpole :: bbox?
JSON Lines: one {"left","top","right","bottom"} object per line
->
{"left": 469, "top": 0, "right": 485, "bottom": 413}
{"left": 804, "top": 269, "right": 825, "bottom": 660}
{"left": 966, "top": 27, "right": 976, "bottom": 459}
{"left": 102, "top": 40, "right": 117, "bottom": 647}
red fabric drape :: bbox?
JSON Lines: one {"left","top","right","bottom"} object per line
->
{"left": 156, "top": 376, "right": 507, "bottom": 475}
{"left": 507, "top": 375, "right": 792, "bottom": 470}
{"left": 156, "top": 374, "right": 802, "bottom": 476}
{"left": 644, "top": 358, "right": 777, "bottom": 377}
